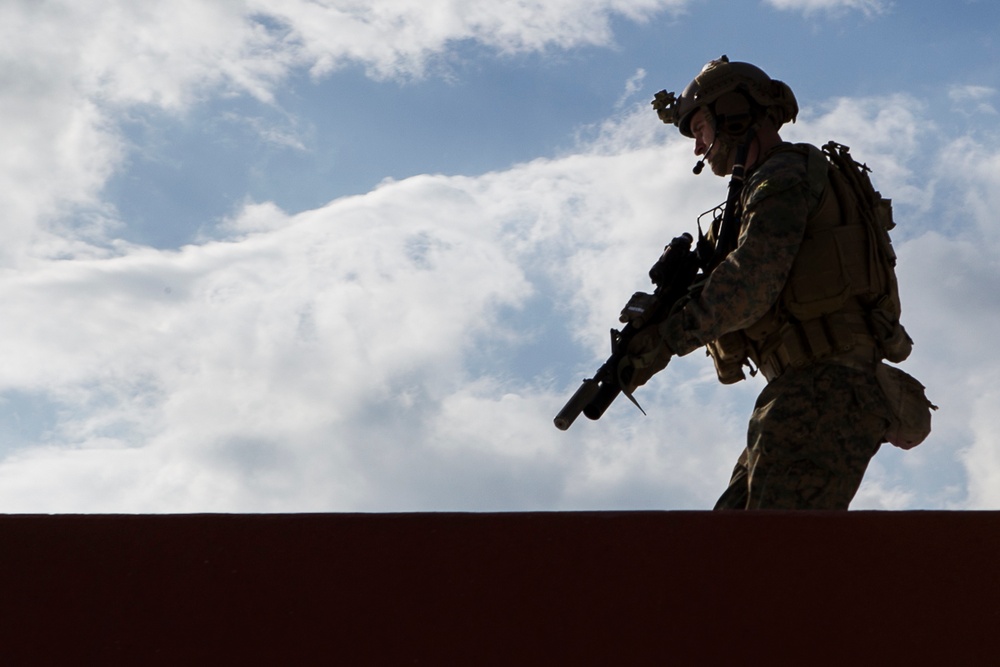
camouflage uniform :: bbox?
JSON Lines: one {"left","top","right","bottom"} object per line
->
{"left": 660, "top": 145, "right": 892, "bottom": 510}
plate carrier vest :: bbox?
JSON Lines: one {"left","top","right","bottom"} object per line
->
{"left": 706, "top": 141, "right": 912, "bottom": 384}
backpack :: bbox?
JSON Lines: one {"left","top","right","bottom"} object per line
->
{"left": 819, "top": 141, "right": 911, "bottom": 363}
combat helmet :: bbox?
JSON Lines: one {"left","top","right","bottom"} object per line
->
{"left": 653, "top": 56, "right": 798, "bottom": 138}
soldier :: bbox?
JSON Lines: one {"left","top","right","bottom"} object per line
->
{"left": 621, "top": 56, "right": 932, "bottom": 509}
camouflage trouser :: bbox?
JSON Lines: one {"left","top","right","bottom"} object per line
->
{"left": 714, "top": 362, "right": 891, "bottom": 510}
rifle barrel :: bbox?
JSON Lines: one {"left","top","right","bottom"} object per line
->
{"left": 553, "top": 378, "right": 601, "bottom": 431}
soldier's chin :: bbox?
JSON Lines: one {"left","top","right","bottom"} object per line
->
{"left": 707, "top": 147, "right": 739, "bottom": 176}
{"left": 709, "top": 158, "right": 731, "bottom": 177}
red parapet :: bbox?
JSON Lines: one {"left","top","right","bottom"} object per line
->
{"left": 0, "top": 511, "right": 996, "bottom": 665}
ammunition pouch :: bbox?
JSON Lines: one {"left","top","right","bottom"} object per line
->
{"left": 869, "top": 298, "right": 913, "bottom": 363}
{"left": 752, "top": 311, "right": 878, "bottom": 382}
{"left": 706, "top": 331, "right": 751, "bottom": 384}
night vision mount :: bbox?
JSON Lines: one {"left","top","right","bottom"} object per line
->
{"left": 651, "top": 90, "right": 680, "bottom": 126}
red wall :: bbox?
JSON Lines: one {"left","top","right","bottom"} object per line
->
{"left": 2, "top": 512, "right": 997, "bottom": 665}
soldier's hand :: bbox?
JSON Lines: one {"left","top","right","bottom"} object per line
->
{"left": 617, "top": 325, "right": 673, "bottom": 394}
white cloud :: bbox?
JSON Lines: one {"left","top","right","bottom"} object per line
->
{"left": 964, "top": 388, "right": 1000, "bottom": 507}
{"left": 0, "top": 101, "right": 723, "bottom": 512}
{"left": 948, "top": 84, "right": 998, "bottom": 116}
{"left": 763, "top": 0, "right": 890, "bottom": 17}
{"left": 0, "top": 91, "right": 994, "bottom": 512}
{"left": 262, "top": 0, "right": 688, "bottom": 80}
{"left": 0, "top": 174, "right": 535, "bottom": 510}
{"left": 784, "top": 94, "right": 925, "bottom": 207}
{"left": 616, "top": 68, "right": 648, "bottom": 110}
{"left": 1, "top": 0, "right": 997, "bottom": 512}
{"left": 0, "top": 0, "right": 690, "bottom": 264}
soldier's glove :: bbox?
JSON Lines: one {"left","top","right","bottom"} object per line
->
{"left": 617, "top": 325, "right": 673, "bottom": 395}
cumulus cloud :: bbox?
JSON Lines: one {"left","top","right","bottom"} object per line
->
{"left": 784, "top": 94, "right": 931, "bottom": 216}
{"left": 0, "top": 0, "right": 995, "bottom": 512}
{"left": 261, "top": 0, "right": 689, "bottom": 80}
{"left": 0, "top": 102, "right": 720, "bottom": 512}
{"left": 0, "top": 0, "right": 690, "bottom": 264}
{"left": 0, "top": 91, "right": 994, "bottom": 512}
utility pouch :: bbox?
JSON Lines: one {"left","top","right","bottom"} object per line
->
{"left": 870, "top": 299, "right": 913, "bottom": 363}
{"left": 875, "top": 363, "right": 937, "bottom": 449}
{"left": 707, "top": 331, "right": 750, "bottom": 384}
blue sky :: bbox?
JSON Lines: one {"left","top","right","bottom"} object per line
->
{"left": 103, "top": 1, "right": 1000, "bottom": 246}
{"left": 0, "top": 0, "right": 998, "bottom": 511}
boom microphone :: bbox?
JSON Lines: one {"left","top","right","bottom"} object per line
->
{"left": 693, "top": 138, "right": 716, "bottom": 175}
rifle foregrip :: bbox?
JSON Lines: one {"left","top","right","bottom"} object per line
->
{"left": 582, "top": 379, "right": 621, "bottom": 421}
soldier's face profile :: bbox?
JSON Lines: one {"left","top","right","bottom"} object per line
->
{"left": 690, "top": 108, "right": 714, "bottom": 158}
{"left": 690, "top": 107, "right": 733, "bottom": 176}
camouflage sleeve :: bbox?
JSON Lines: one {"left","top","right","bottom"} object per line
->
{"left": 660, "top": 151, "right": 812, "bottom": 356}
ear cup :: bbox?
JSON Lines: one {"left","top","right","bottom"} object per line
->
{"left": 713, "top": 90, "right": 755, "bottom": 135}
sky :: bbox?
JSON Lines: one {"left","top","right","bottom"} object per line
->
{"left": 0, "top": 0, "right": 998, "bottom": 512}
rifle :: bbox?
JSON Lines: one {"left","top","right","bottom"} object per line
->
{"left": 553, "top": 233, "right": 702, "bottom": 430}
{"left": 553, "top": 128, "right": 754, "bottom": 431}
